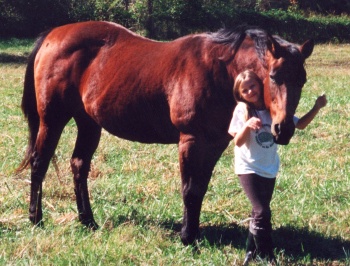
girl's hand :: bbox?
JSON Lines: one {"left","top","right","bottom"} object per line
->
{"left": 233, "top": 117, "right": 262, "bottom": 146}
{"left": 315, "top": 94, "right": 327, "bottom": 109}
{"left": 245, "top": 117, "right": 262, "bottom": 131}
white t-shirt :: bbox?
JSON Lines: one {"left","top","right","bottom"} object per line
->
{"left": 229, "top": 103, "right": 280, "bottom": 178}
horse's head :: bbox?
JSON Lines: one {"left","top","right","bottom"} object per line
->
{"left": 210, "top": 27, "right": 314, "bottom": 144}
{"left": 263, "top": 36, "right": 314, "bottom": 145}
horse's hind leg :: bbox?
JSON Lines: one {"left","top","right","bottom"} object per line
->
{"left": 29, "top": 120, "right": 68, "bottom": 226}
{"left": 71, "top": 112, "right": 101, "bottom": 229}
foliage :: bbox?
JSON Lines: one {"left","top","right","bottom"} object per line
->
{"left": 259, "top": 9, "right": 350, "bottom": 43}
{"left": 297, "top": 0, "right": 350, "bottom": 15}
{"left": 0, "top": 0, "right": 70, "bottom": 36}
{"left": 1, "top": 0, "right": 350, "bottom": 43}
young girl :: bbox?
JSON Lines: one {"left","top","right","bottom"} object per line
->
{"left": 228, "top": 70, "right": 327, "bottom": 265}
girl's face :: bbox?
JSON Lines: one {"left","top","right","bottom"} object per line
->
{"left": 239, "top": 78, "right": 262, "bottom": 107}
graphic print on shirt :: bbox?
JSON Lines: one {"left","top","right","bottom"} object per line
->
{"left": 255, "top": 124, "right": 274, "bottom": 148}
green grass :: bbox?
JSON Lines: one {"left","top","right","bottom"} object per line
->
{"left": 0, "top": 40, "right": 349, "bottom": 265}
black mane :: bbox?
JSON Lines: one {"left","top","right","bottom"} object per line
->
{"left": 210, "top": 25, "right": 271, "bottom": 64}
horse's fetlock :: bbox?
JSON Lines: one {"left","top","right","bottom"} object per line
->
{"left": 29, "top": 212, "right": 43, "bottom": 227}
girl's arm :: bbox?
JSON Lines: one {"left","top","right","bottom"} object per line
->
{"left": 296, "top": 94, "right": 327, "bottom": 130}
{"left": 229, "top": 117, "right": 262, "bottom": 147}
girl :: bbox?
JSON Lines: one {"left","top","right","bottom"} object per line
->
{"left": 228, "top": 70, "right": 327, "bottom": 265}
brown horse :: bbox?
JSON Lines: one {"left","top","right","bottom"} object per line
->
{"left": 18, "top": 21, "right": 313, "bottom": 245}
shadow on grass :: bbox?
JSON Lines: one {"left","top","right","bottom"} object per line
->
{"left": 273, "top": 226, "right": 350, "bottom": 261}
{"left": 159, "top": 221, "right": 246, "bottom": 248}
{"left": 159, "top": 221, "right": 349, "bottom": 261}
{"left": 0, "top": 53, "right": 28, "bottom": 64}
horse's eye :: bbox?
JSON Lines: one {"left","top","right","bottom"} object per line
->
{"left": 270, "top": 73, "right": 283, "bottom": 86}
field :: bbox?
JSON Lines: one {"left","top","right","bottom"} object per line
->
{"left": 0, "top": 39, "right": 349, "bottom": 265}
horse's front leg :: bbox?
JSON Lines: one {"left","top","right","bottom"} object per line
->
{"left": 178, "top": 133, "right": 231, "bottom": 245}
{"left": 178, "top": 134, "right": 212, "bottom": 245}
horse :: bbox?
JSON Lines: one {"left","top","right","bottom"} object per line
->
{"left": 17, "top": 21, "right": 313, "bottom": 245}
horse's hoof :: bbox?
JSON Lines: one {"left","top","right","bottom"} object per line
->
{"left": 180, "top": 228, "right": 200, "bottom": 246}
{"left": 82, "top": 219, "right": 99, "bottom": 230}
{"left": 29, "top": 213, "right": 44, "bottom": 227}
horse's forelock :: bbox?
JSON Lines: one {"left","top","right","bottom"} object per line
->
{"left": 272, "top": 35, "right": 304, "bottom": 58}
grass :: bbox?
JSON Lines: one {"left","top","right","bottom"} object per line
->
{"left": 0, "top": 39, "right": 349, "bottom": 265}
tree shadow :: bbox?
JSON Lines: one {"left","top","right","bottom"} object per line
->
{"left": 0, "top": 53, "right": 28, "bottom": 64}
{"left": 159, "top": 221, "right": 350, "bottom": 261}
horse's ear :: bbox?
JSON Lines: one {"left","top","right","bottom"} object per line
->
{"left": 300, "top": 39, "right": 314, "bottom": 59}
{"left": 267, "top": 36, "right": 284, "bottom": 59}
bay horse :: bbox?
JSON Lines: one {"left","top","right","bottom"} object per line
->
{"left": 18, "top": 21, "right": 313, "bottom": 245}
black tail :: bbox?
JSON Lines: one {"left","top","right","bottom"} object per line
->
{"left": 17, "top": 31, "right": 51, "bottom": 173}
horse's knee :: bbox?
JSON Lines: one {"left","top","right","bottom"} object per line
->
{"left": 183, "top": 178, "right": 208, "bottom": 202}
{"left": 183, "top": 188, "right": 204, "bottom": 208}
{"left": 70, "top": 158, "right": 90, "bottom": 180}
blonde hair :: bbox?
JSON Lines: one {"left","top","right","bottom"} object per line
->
{"left": 233, "top": 70, "right": 263, "bottom": 120}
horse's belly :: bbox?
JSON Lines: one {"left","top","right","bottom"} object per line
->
{"left": 105, "top": 124, "right": 179, "bottom": 144}
{"left": 85, "top": 101, "right": 180, "bottom": 144}
{"left": 102, "top": 118, "right": 179, "bottom": 144}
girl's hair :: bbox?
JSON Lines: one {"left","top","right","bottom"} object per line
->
{"left": 233, "top": 70, "right": 264, "bottom": 120}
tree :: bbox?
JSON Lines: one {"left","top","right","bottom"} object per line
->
{"left": 145, "top": 0, "right": 155, "bottom": 38}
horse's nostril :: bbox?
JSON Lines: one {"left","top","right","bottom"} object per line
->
{"left": 274, "top": 124, "right": 281, "bottom": 135}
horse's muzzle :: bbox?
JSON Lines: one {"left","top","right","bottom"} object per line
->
{"left": 272, "top": 120, "right": 295, "bottom": 145}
